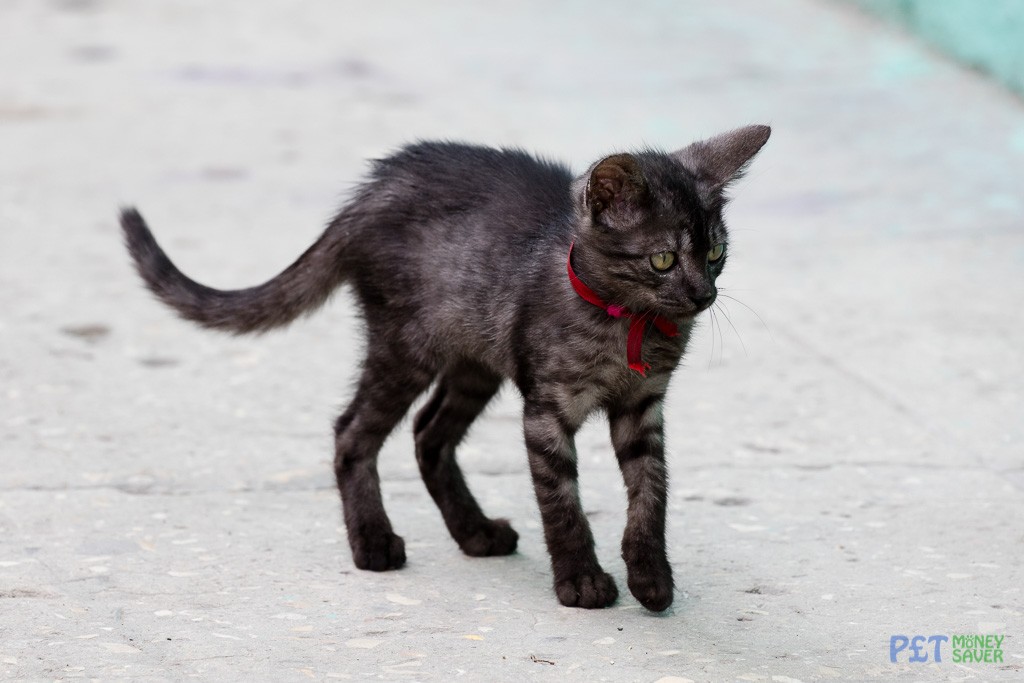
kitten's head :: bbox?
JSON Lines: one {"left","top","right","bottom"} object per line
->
{"left": 573, "top": 125, "right": 770, "bottom": 319}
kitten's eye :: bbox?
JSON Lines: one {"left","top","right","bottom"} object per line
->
{"left": 650, "top": 251, "right": 676, "bottom": 271}
{"left": 707, "top": 243, "right": 725, "bottom": 263}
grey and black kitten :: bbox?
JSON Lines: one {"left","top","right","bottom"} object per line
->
{"left": 121, "top": 125, "right": 770, "bottom": 612}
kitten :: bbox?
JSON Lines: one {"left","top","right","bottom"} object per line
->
{"left": 121, "top": 125, "right": 770, "bottom": 611}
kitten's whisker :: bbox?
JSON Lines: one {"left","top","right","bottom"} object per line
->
{"left": 714, "top": 307, "right": 724, "bottom": 364}
{"left": 704, "top": 310, "right": 715, "bottom": 369}
{"left": 717, "top": 293, "right": 774, "bottom": 341}
{"left": 714, "top": 301, "right": 747, "bottom": 357}
{"left": 707, "top": 307, "right": 723, "bottom": 367}
{"left": 718, "top": 311, "right": 724, "bottom": 365}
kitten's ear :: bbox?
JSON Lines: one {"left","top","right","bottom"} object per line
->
{"left": 585, "top": 153, "right": 648, "bottom": 222}
{"left": 673, "top": 125, "right": 771, "bottom": 190}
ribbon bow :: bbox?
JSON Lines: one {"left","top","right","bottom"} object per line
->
{"left": 566, "top": 242, "right": 678, "bottom": 376}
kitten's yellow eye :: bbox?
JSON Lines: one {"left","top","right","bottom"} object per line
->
{"left": 708, "top": 243, "right": 725, "bottom": 263}
{"left": 650, "top": 251, "right": 676, "bottom": 271}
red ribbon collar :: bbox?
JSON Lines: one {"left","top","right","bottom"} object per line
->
{"left": 566, "top": 242, "right": 678, "bottom": 376}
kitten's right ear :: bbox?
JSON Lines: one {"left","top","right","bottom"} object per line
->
{"left": 584, "top": 153, "right": 648, "bottom": 225}
{"left": 673, "top": 124, "right": 771, "bottom": 190}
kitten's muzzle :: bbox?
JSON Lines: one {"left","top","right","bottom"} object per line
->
{"left": 662, "top": 290, "right": 716, "bottom": 318}
{"left": 688, "top": 290, "right": 716, "bottom": 312}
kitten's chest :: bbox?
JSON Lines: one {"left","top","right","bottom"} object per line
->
{"left": 587, "top": 313, "right": 689, "bottom": 373}
{"left": 549, "top": 315, "right": 691, "bottom": 424}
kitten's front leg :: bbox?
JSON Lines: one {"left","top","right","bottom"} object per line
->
{"left": 609, "top": 395, "right": 673, "bottom": 612}
{"left": 523, "top": 399, "right": 618, "bottom": 608}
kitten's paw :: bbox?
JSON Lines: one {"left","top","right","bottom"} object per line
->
{"left": 351, "top": 530, "right": 406, "bottom": 571}
{"left": 554, "top": 571, "right": 619, "bottom": 609}
{"left": 459, "top": 518, "right": 519, "bottom": 557}
{"left": 627, "top": 563, "right": 674, "bottom": 612}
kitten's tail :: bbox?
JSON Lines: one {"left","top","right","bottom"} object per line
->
{"left": 120, "top": 208, "right": 349, "bottom": 334}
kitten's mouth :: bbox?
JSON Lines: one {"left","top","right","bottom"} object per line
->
{"left": 659, "top": 304, "right": 705, "bottom": 320}
{"left": 660, "top": 295, "right": 717, "bottom": 320}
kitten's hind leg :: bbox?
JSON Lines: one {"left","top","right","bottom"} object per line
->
{"left": 334, "top": 352, "right": 433, "bottom": 572}
{"left": 413, "top": 366, "right": 518, "bottom": 557}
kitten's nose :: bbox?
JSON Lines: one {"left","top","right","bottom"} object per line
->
{"left": 689, "top": 291, "right": 716, "bottom": 310}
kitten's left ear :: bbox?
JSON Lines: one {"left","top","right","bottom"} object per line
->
{"left": 584, "top": 153, "right": 648, "bottom": 224}
{"left": 673, "top": 124, "right": 771, "bottom": 190}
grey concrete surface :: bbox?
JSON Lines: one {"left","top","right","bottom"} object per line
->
{"left": 1, "top": 0, "right": 1022, "bottom": 680}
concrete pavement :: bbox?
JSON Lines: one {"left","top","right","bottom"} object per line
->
{"left": 1, "top": 0, "right": 1022, "bottom": 680}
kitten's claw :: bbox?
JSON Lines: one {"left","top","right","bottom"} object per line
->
{"left": 554, "top": 571, "right": 619, "bottom": 609}
{"left": 351, "top": 530, "right": 406, "bottom": 571}
{"left": 459, "top": 518, "right": 519, "bottom": 557}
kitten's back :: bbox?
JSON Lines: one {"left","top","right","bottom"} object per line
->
{"left": 366, "top": 142, "right": 574, "bottom": 227}
{"left": 347, "top": 143, "right": 577, "bottom": 374}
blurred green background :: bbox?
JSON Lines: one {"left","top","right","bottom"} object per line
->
{"left": 848, "top": 0, "right": 1024, "bottom": 95}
